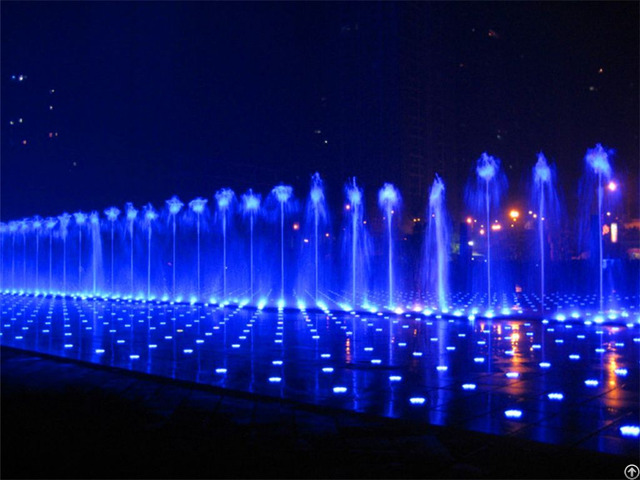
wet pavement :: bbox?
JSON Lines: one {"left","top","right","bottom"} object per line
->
{"left": 1, "top": 293, "right": 639, "bottom": 477}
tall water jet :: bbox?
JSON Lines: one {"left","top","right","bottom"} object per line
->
{"left": 532, "top": 153, "right": 559, "bottom": 312}
{"left": 8, "top": 222, "right": 17, "bottom": 289}
{"left": 104, "top": 207, "right": 121, "bottom": 294}
{"left": 45, "top": 218, "right": 56, "bottom": 291}
{"left": 125, "top": 203, "right": 138, "bottom": 297}
{"left": 58, "top": 213, "right": 71, "bottom": 293}
{"left": 271, "top": 185, "right": 293, "bottom": 300}
{"left": 32, "top": 217, "right": 42, "bottom": 291}
{"left": 241, "top": 190, "right": 261, "bottom": 300}
{"left": 378, "top": 183, "right": 400, "bottom": 308}
{"left": 89, "top": 212, "right": 100, "bottom": 295}
{"left": 309, "top": 173, "right": 327, "bottom": 303}
{"left": 73, "top": 212, "right": 87, "bottom": 291}
{"left": 19, "top": 220, "right": 28, "bottom": 289}
{"left": 467, "top": 153, "right": 505, "bottom": 310}
{"left": 584, "top": 143, "right": 613, "bottom": 312}
{"left": 166, "top": 196, "right": 184, "bottom": 299}
{"left": 345, "top": 178, "right": 364, "bottom": 306}
{"left": 143, "top": 204, "right": 158, "bottom": 299}
{"left": 215, "top": 188, "right": 235, "bottom": 301}
{"left": 426, "top": 175, "right": 449, "bottom": 311}
{"left": 189, "top": 198, "right": 208, "bottom": 299}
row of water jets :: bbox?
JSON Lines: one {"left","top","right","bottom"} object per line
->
{"left": 1, "top": 145, "right": 615, "bottom": 314}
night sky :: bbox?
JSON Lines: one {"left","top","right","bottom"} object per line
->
{"left": 2, "top": 1, "right": 638, "bottom": 221}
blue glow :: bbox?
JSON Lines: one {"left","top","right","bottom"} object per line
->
{"left": 615, "top": 368, "right": 628, "bottom": 377}
{"left": 268, "top": 377, "right": 282, "bottom": 383}
{"left": 322, "top": 367, "right": 334, "bottom": 373}
{"left": 504, "top": 409, "right": 523, "bottom": 419}
{"left": 584, "top": 379, "right": 599, "bottom": 387}
{"left": 332, "top": 386, "right": 347, "bottom": 394}
{"left": 506, "top": 372, "right": 519, "bottom": 378}
{"left": 409, "top": 397, "right": 426, "bottom": 405}
{"left": 539, "top": 362, "right": 551, "bottom": 368}
{"left": 619, "top": 425, "right": 640, "bottom": 437}
{"left": 389, "top": 375, "right": 402, "bottom": 382}
{"left": 547, "top": 393, "right": 564, "bottom": 401}
{"left": 215, "top": 368, "right": 227, "bottom": 374}
{"left": 462, "top": 383, "right": 477, "bottom": 390}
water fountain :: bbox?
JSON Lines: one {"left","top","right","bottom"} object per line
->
{"left": 19, "top": 220, "right": 28, "bottom": 289}
{"left": 166, "top": 196, "right": 184, "bottom": 299}
{"left": 584, "top": 143, "right": 613, "bottom": 312}
{"left": 532, "top": 153, "right": 558, "bottom": 312}
{"left": 57, "top": 213, "right": 71, "bottom": 293}
{"left": 125, "top": 203, "right": 138, "bottom": 297}
{"left": 241, "top": 190, "right": 261, "bottom": 300}
{"left": 188, "top": 198, "right": 208, "bottom": 299}
{"left": 378, "top": 183, "right": 400, "bottom": 308}
{"left": 215, "top": 189, "right": 235, "bottom": 301}
{"left": 143, "top": 204, "right": 158, "bottom": 299}
{"left": 45, "top": 217, "right": 56, "bottom": 290}
{"left": 89, "top": 212, "right": 101, "bottom": 295}
{"left": 73, "top": 212, "right": 87, "bottom": 290}
{"left": 467, "top": 153, "right": 506, "bottom": 311}
{"left": 345, "top": 178, "right": 366, "bottom": 307}
{"left": 271, "top": 185, "right": 293, "bottom": 301}
{"left": 104, "top": 207, "right": 120, "bottom": 293}
{"left": 32, "top": 217, "right": 42, "bottom": 291}
{"left": 425, "top": 175, "right": 449, "bottom": 311}
{"left": 308, "top": 173, "right": 327, "bottom": 303}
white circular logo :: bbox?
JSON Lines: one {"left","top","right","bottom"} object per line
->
{"left": 625, "top": 464, "right": 640, "bottom": 480}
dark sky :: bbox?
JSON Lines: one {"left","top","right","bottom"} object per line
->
{"left": 2, "top": 1, "right": 638, "bottom": 221}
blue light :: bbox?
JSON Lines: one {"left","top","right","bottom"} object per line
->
{"left": 506, "top": 372, "right": 519, "bottom": 378}
{"left": 620, "top": 425, "right": 640, "bottom": 437}
{"left": 322, "top": 367, "right": 334, "bottom": 373}
{"left": 539, "top": 362, "right": 551, "bottom": 368}
{"left": 389, "top": 375, "right": 402, "bottom": 382}
{"left": 272, "top": 360, "right": 283, "bottom": 366}
{"left": 333, "top": 386, "right": 347, "bottom": 394}
{"left": 215, "top": 368, "right": 227, "bottom": 374}
{"left": 584, "top": 379, "right": 599, "bottom": 387}
{"left": 547, "top": 393, "right": 564, "bottom": 400}
{"left": 409, "top": 397, "right": 426, "bottom": 405}
{"left": 615, "top": 368, "right": 628, "bottom": 377}
{"left": 569, "top": 354, "right": 580, "bottom": 360}
{"left": 504, "top": 409, "right": 523, "bottom": 419}
{"left": 473, "top": 357, "right": 485, "bottom": 363}
{"left": 268, "top": 377, "right": 282, "bottom": 383}
{"left": 462, "top": 383, "right": 477, "bottom": 390}
{"left": 436, "top": 365, "right": 448, "bottom": 372}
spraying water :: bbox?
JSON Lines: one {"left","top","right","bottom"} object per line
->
{"left": 426, "top": 175, "right": 449, "bottom": 311}
{"left": 58, "top": 213, "right": 71, "bottom": 293}
{"left": 166, "top": 196, "right": 184, "bottom": 299}
{"left": 346, "top": 179, "right": 363, "bottom": 306}
{"left": 271, "top": 185, "right": 293, "bottom": 300}
{"left": 189, "top": 198, "right": 207, "bottom": 299}
{"left": 584, "top": 143, "right": 613, "bottom": 311}
{"left": 74, "top": 212, "right": 87, "bottom": 291}
{"left": 45, "top": 218, "right": 56, "bottom": 290}
{"left": 19, "top": 220, "right": 28, "bottom": 289}
{"left": 33, "top": 217, "right": 42, "bottom": 291}
{"left": 104, "top": 207, "right": 120, "bottom": 294}
{"left": 241, "top": 190, "right": 261, "bottom": 300}
{"left": 9, "top": 222, "right": 17, "bottom": 289}
{"left": 125, "top": 203, "right": 138, "bottom": 297}
{"left": 215, "top": 189, "right": 235, "bottom": 301}
{"left": 89, "top": 212, "right": 101, "bottom": 295}
{"left": 468, "top": 152, "right": 505, "bottom": 310}
{"left": 532, "top": 153, "right": 559, "bottom": 311}
{"left": 144, "top": 204, "right": 158, "bottom": 299}
{"left": 378, "top": 183, "right": 400, "bottom": 308}
{"left": 309, "top": 173, "right": 326, "bottom": 303}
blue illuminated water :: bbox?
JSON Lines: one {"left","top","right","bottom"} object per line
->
{"left": 1, "top": 292, "right": 638, "bottom": 455}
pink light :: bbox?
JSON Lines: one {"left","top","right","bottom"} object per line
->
{"left": 607, "top": 181, "right": 617, "bottom": 192}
